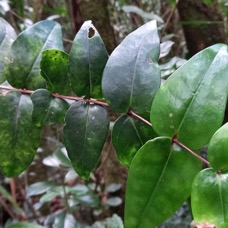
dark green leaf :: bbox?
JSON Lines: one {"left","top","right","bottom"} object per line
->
{"left": 68, "top": 20, "right": 108, "bottom": 98}
{"left": 125, "top": 137, "right": 201, "bottom": 228}
{"left": 0, "top": 18, "right": 17, "bottom": 84}
{"left": 31, "top": 89, "right": 69, "bottom": 127}
{"left": 41, "top": 49, "right": 72, "bottom": 95}
{"left": 102, "top": 20, "right": 160, "bottom": 115}
{"left": 208, "top": 123, "right": 228, "bottom": 171}
{"left": 192, "top": 168, "right": 228, "bottom": 227}
{"left": 26, "top": 181, "right": 58, "bottom": 197}
{"left": 0, "top": 91, "right": 41, "bottom": 177}
{"left": 151, "top": 44, "right": 228, "bottom": 149}
{"left": 64, "top": 101, "right": 109, "bottom": 179}
{"left": 5, "top": 20, "right": 63, "bottom": 90}
{"left": 112, "top": 114, "right": 157, "bottom": 167}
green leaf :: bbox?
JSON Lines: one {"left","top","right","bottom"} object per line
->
{"left": 102, "top": 20, "right": 160, "bottom": 115}
{"left": 112, "top": 114, "right": 157, "bottom": 167}
{"left": 0, "top": 91, "right": 41, "bottom": 177}
{"left": 151, "top": 44, "right": 228, "bottom": 149}
{"left": 5, "top": 20, "right": 63, "bottom": 90}
{"left": 43, "top": 147, "right": 72, "bottom": 168}
{"left": 125, "top": 137, "right": 201, "bottom": 228}
{"left": 191, "top": 168, "right": 228, "bottom": 227}
{"left": 68, "top": 20, "right": 108, "bottom": 98}
{"left": 0, "top": 18, "right": 17, "bottom": 84}
{"left": 8, "top": 222, "right": 44, "bottom": 228}
{"left": 0, "top": 185, "right": 20, "bottom": 208}
{"left": 53, "top": 212, "right": 82, "bottom": 228}
{"left": 40, "top": 191, "right": 60, "bottom": 204}
{"left": 208, "top": 123, "right": 228, "bottom": 171}
{"left": 31, "top": 89, "right": 69, "bottom": 127}
{"left": 26, "top": 181, "right": 58, "bottom": 197}
{"left": 106, "top": 183, "right": 122, "bottom": 193}
{"left": 106, "top": 197, "right": 122, "bottom": 207}
{"left": 64, "top": 101, "right": 109, "bottom": 179}
{"left": 40, "top": 49, "right": 72, "bottom": 95}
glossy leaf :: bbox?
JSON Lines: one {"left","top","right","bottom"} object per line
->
{"left": 125, "top": 137, "right": 201, "bottom": 228}
{"left": 68, "top": 20, "right": 108, "bottom": 98}
{"left": 192, "top": 168, "right": 228, "bottom": 227}
{"left": 5, "top": 20, "right": 63, "bottom": 90}
{"left": 31, "top": 89, "right": 69, "bottom": 127}
{"left": 0, "top": 91, "right": 41, "bottom": 176}
{"left": 102, "top": 20, "right": 160, "bottom": 115}
{"left": 41, "top": 49, "right": 72, "bottom": 95}
{"left": 151, "top": 44, "right": 228, "bottom": 149}
{"left": 112, "top": 114, "right": 157, "bottom": 167}
{"left": 64, "top": 101, "right": 109, "bottom": 179}
{"left": 0, "top": 18, "right": 17, "bottom": 84}
{"left": 208, "top": 123, "right": 228, "bottom": 171}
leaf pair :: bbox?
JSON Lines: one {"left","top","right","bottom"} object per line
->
{"left": 192, "top": 123, "right": 228, "bottom": 227}
{"left": 0, "top": 19, "right": 110, "bottom": 179}
{"left": 102, "top": 20, "right": 161, "bottom": 167}
{"left": 125, "top": 44, "right": 228, "bottom": 227}
{"left": 40, "top": 20, "right": 109, "bottom": 99}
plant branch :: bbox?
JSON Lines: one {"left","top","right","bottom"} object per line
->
{"left": 161, "top": 0, "right": 179, "bottom": 36}
{"left": 10, "top": 178, "right": 17, "bottom": 201}
{"left": 128, "top": 110, "right": 152, "bottom": 127}
{"left": 173, "top": 138, "right": 210, "bottom": 166}
{"left": 0, "top": 85, "right": 108, "bottom": 107}
{"left": 0, "top": 85, "right": 211, "bottom": 166}
{"left": 0, "top": 195, "right": 18, "bottom": 220}
{"left": 16, "top": 180, "right": 39, "bottom": 222}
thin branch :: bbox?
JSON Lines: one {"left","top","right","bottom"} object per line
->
{"left": 0, "top": 85, "right": 109, "bottom": 106}
{"left": 16, "top": 179, "right": 40, "bottom": 222}
{"left": 173, "top": 138, "right": 210, "bottom": 166}
{"left": 10, "top": 178, "right": 17, "bottom": 202}
{"left": 0, "top": 195, "right": 18, "bottom": 220}
{"left": 128, "top": 109, "right": 152, "bottom": 127}
{"left": 0, "top": 85, "right": 211, "bottom": 166}
{"left": 161, "top": 0, "right": 180, "bottom": 36}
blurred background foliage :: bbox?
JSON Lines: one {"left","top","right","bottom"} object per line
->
{"left": 0, "top": 0, "right": 227, "bottom": 227}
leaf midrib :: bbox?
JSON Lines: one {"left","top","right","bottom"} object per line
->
{"left": 81, "top": 104, "right": 90, "bottom": 169}
{"left": 176, "top": 50, "right": 219, "bottom": 134}
{"left": 128, "top": 30, "right": 151, "bottom": 109}
{"left": 217, "top": 174, "right": 225, "bottom": 226}
{"left": 12, "top": 93, "right": 23, "bottom": 167}
{"left": 136, "top": 147, "right": 172, "bottom": 227}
